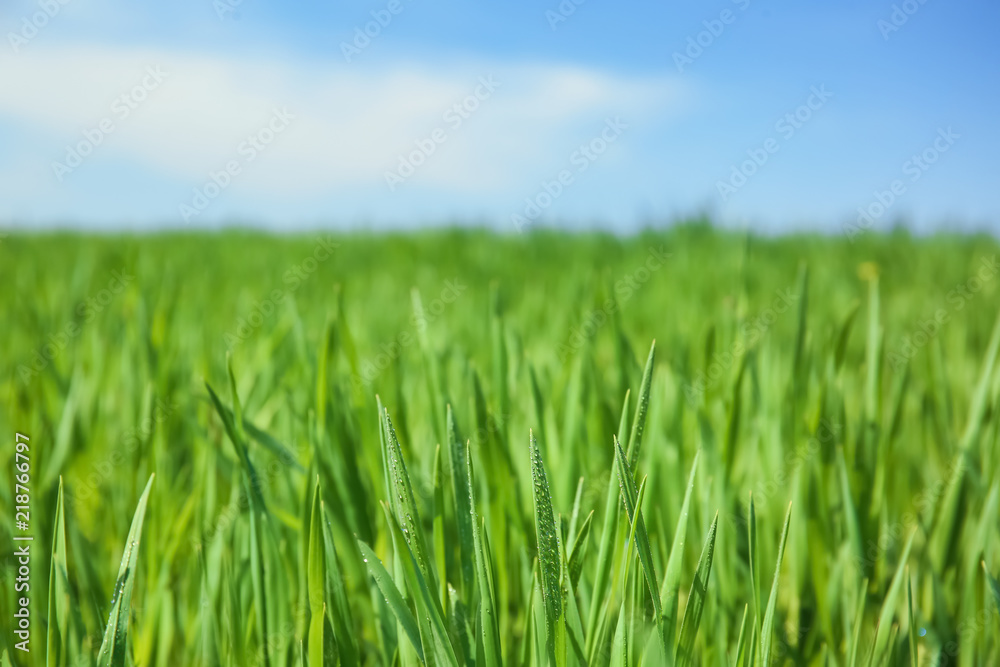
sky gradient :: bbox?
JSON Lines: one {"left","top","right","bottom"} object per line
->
{"left": 1, "top": 0, "right": 998, "bottom": 233}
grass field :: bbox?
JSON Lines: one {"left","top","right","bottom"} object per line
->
{"left": 2, "top": 225, "right": 1000, "bottom": 666}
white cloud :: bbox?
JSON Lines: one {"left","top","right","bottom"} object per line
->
{"left": 0, "top": 45, "right": 691, "bottom": 197}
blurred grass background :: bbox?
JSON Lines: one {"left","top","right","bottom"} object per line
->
{"left": 1, "top": 224, "right": 999, "bottom": 665}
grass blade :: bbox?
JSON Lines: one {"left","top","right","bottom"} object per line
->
{"left": 675, "top": 512, "right": 719, "bottom": 667}
{"left": 321, "top": 503, "right": 359, "bottom": 666}
{"left": 759, "top": 502, "right": 792, "bottom": 667}
{"left": 871, "top": 530, "right": 916, "bottom": 664}
{"left": 382, "top": 502, "right": 460, "bottom": 666}
{"left": 586, "top": 389, "right": 632, "bottom": 657}
{"left": 382, "top": 407, "right": 439, "bottom": 601}
{"left": 733, "top": 603, "right": 750, "bottom": 667}
{"left": 447, "top": 404, "right": 475, "bottom": 598}
{"left": 46, "top": 478, "right": 69, "bottom": 667}
{"left": 660, "top": 450, "right": 700, "bottom": 653}
{"left": 613, "top": 435, "right": 665, "bottom": 660}
{"left": 467, "top": 443, "right": 503, "bottom": 667}
{"left": 307, "top": 478, "right": 334, "bottom": 666}
{"left": 529, "top": 429, "right": 566, "bottom": 666}
{"left": 357, "top": 539, "right": 424, "bottom": 662}
{"left": 96, "top": 473, "right": 155, "bottom": 667}
{"left": 906, "top": 569, "right": 916, "bottom": 667}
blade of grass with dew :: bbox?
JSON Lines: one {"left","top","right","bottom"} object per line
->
{"left": 381, "top": 407, "right": 440, "bottom": 601}
{"left": 675, "top": 513, "right": 719, "bottom": 667}
{"left": 758, "top": 502, "right": 792, "bottom": 667}
{"left": 466, "top": 443, "right": 502, "bottom": 667}
{"left": 530, "top": 429, "right": 566, "bottom": 666}
{"left": 357, "top": 539, "right": 424, "bottom": 663}
{"left": 382, "top": 502, "right": 460, "bottom": 667}
{"left": 447, "top": 405, "right": 475, "bottom": 599}
{"left": 661, "top": 450, "right": 701, "bottom": 654}
{"left": 627, "top": 341, "right": 656, "bottom": 468}
{"left": 613, "top": 436, "right": 665, "bottom": 656}
{"left": 96, "top": 474, "right": 155, "bottom": 667}
{"left": 432, "top": 443, "right": 448, "bottom": 611}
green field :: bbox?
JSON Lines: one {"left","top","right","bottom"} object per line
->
{"left": 2, "top": 225, "right": 1000, "bottom": 666}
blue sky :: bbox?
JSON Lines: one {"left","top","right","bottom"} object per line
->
{"left": 1, "top": 0, "right": 997, "bottom": 233}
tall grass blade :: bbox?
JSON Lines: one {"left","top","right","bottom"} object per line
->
{"left": 46, "top": 478, "right": 69, "bottom": 667}
{"left": 759, "top": 502, "right": 792, "bottom": 667}
{"left": 96, "top": 474, "right": 155, "bottom": 667}
{"left": 530, "top": 429, "right": 566, "bottom": 666}
{"left": 466, "top": 443, "right": 503, "bottom": 667}
{"left": 871, "top": 530, "right": 915, "bottom": 664}
{"left": 357, "top": 539, "right": 424, "bottom": 662}
{"left": 661, "top": 450, "right": 700, "bottom": 652}
{"left": 675, "top": 513, "right": 719, "bottom": 667}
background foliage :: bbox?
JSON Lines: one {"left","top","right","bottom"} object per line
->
{"left": 1, "top": 224, "right": 999, "bottom": 665}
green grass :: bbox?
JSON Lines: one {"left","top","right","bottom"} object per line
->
{"left": 1, "top": 224, "right": 1000, "bottom": 665}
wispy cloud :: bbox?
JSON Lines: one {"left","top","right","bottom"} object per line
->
{"left": 0, "top": 45, "right": 690, "bottom": 209}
